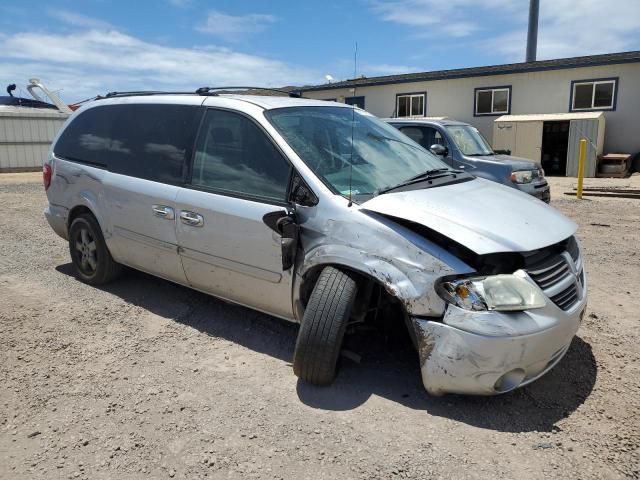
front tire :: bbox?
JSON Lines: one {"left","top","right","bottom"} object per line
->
{"left": 68, "top": 213, "right": 121, "bottom": 285}
{"left": 293, "top": 266, "right": 358, "bottom": 385}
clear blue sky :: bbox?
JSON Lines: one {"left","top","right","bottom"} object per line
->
{"left": 1, "top": 0, "right": 638, "bottom": 102}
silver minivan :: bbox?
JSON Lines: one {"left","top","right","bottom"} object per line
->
{"left": 44, "top": 92, "right": 587, "bottom": 395}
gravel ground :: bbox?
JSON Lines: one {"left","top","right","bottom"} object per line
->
{"left": 1, "top": 172, "right": 639, "bottom": 479}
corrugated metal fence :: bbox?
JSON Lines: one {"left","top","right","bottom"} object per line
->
{"left": 0, "top": 108, "right": 69, "bottom": 171}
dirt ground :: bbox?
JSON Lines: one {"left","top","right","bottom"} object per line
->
{"left": 1, "top": 172, "right": 639, "bottom": 479}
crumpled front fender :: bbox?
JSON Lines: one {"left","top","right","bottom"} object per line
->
{"left": 301, "top": 243, "right": 430, "bottom": 311}
{"left": 296, "top": 210, "right": 473, "bottom": 318}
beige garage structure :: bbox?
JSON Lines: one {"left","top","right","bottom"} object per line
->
{"left": 493, "top": 112, "right": 605, "bottom": 177}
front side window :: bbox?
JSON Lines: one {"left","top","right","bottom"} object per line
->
{"left": 396, "top": 93, "right": 426, "bottom": 118}
{"left": 399, "top": 126, "right": 446, "bottom": 150}
{"left": 475, "top": 87, "right": 510, "bottom": 116}
{"left": 571, "top": 79, "right": 617, "bottom": 111}
{"left": 266, "top": 106, "right": 449, "bottom": 200}
{"left": 191, "top": 109, "right": 291, "bottom": 202}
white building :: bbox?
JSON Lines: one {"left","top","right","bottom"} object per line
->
{"left": 298, "top": 51, "right": 640, "bottom": 174}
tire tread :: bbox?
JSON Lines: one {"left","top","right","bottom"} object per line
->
{"left": 293, "top": 267, "right": 357, "bottom": 385}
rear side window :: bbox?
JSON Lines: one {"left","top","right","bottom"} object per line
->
{"left": 191, "top": 109, "right": 291, "bottom": 202}
{"left": 54, "top": 104, "right": 202, "bottom": 184}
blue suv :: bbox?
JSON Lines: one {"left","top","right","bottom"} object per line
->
{"left": 386, "top": 118, "right": 550, "bottom": 202}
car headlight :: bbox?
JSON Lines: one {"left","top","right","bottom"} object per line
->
{"left": 437, "top": 271, "right": 546, "bottom": 311}
{"left": 511, "top": 170, "right": 534, "bottom": 184}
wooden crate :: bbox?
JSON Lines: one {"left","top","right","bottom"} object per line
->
{"left": 596, "top": 153, "right": 631, "bottom": 178}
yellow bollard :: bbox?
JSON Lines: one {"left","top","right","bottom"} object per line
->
{"left": 576, "top": 138, "right": 587, "bottom": 199}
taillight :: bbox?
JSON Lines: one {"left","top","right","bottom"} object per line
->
{"left": 43, "top": 164, "right": 52, "bottom": 190}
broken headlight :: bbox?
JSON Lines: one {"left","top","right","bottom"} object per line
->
{"left": 437, "top": 271, "right": 546, "bottom": 311}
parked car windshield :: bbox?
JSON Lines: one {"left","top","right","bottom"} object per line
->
{"left": 265, "top": 106, "right": 449, "bottom": 199}
{"left": 445, "top": 125, "right": 494, "bottom": 156}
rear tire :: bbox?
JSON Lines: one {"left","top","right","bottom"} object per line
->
{"left": 68, "top": 213, "right": 122, "bottom": 285}
{"left": 293, "top": 266, "right": 358, "bottom": 385}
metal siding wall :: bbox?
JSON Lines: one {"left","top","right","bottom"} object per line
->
{"left": 304, "top": 62, "right": 640, "bottom": 154}
{"left": 567, "top": 119, "right": 599, "bottom": 177}
{"left": 0, "top": 115, "right": 67, "bottom": 170}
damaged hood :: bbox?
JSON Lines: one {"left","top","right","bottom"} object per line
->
{"left": 361, "top": 177, "right": 576, "bottom": 255}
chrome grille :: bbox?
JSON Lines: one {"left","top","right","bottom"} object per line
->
{"left": 526, "top": 256, "right": 572, "bottom": 289}
{"left": 551, "top": 284, "right": 580, "bottom": 310}
{"left": 524, "top": 236, "right": 583, "bottom": 311}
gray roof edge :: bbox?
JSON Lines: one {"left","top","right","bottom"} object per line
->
{"left": 297, "top": 51, "right": 640, "bottom": 93}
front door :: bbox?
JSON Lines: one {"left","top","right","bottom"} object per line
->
{"left": 399, "top": 125, "right": 454, "bottom": 166}
{"left": 175, "top": 108, "right": 295, "bottom": 320}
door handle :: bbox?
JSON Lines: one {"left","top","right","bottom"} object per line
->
{"left": 180, "top": 210, "right": 204, "bottom": 227}
{"left": 152, "top": 205, "right": 175, "bottom": 220}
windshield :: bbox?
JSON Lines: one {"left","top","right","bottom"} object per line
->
{"left": 445, "top": 125, "right": 494, "bottom": 156}
{"left": 265, "top": 106, "right": 448, "bottom": 199}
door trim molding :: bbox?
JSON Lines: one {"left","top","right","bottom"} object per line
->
{"left": 180, "top": 247, "right": 282, "bottom": 284}
{"left": 113, "top": 226, "right": 178, "bottom": 252}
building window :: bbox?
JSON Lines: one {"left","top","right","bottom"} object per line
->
{"left": 396, "top": 92, "right": 426, "bottom": 117}
{"left": 474, "top": 86, "right": 511, "bottom": 116}
{"left": 345, "top": 96, "right": 365, "bottom": 109}
{"left": 570, "top": 78, "right": 618, "bottom": 111}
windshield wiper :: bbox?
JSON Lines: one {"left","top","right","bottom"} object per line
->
{"left": 466, "top": 152, "right": 494, "bottom": 156}
{"left": 375, "top": 168, "right": 462, "bottom": 195}
{"left": 366, "top": 132, "right": 422, "bottom": 150}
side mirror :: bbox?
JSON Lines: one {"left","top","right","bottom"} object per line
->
{"left": 262, "top": 211, "right": 299, "bottom": 271}
{"left": 430, "top": 144, "right": 448, "bottom": 156}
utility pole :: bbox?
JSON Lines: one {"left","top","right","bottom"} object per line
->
{"left": 526, "top": 0, "right": 539, "bottom": 62}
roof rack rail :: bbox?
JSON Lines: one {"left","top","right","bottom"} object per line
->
{"left": 99, "top": 87, "right": 303, "bottom": 100}
{"left": 196, "top": 86, "right": 301, "bottom": 98}
{"left": 103, "top": 90, "right": 194, "bottom": 98}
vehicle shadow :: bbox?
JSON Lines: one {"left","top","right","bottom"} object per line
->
{"left": 299, "top": 330, "right": 597, "bottom": 433}
{"left": 56, "top": 263, "right": 597, "bottom": 433}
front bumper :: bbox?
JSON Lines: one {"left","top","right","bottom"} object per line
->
{"left": 412, "top": 289, "right": 586, "bottom": 396}
{"left": 516, "top": 180, "right": 551, "bottom": 203}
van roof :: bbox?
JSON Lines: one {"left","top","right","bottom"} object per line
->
{"left": 225, "top": 95, "right": 350, "bottom": 110}
{"left": 93, "top": 93, "right": 350, "bottom": 111}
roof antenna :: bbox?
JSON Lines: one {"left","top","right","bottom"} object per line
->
{"left": 348, "top": 41, "right": 358, "bottom": 208}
